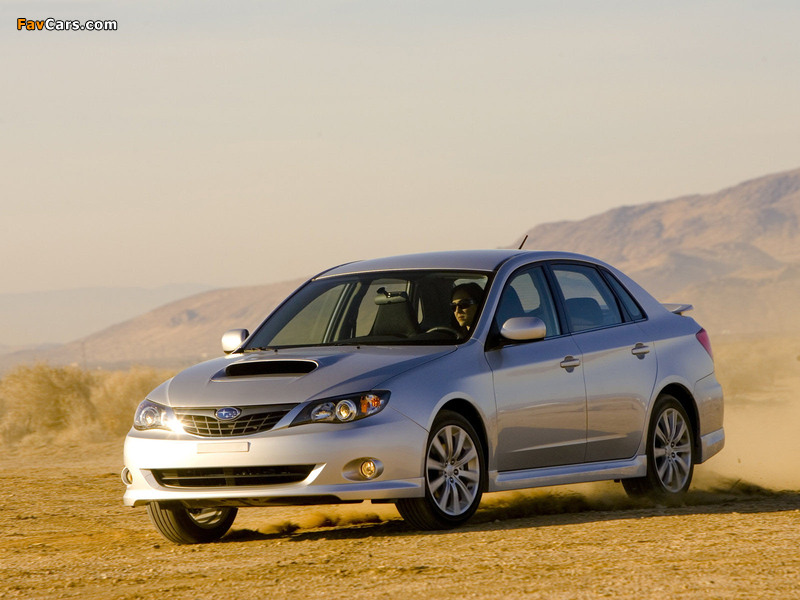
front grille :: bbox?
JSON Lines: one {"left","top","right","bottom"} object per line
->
{"left": 152, "top": 465, "right": 315, "bottom": 488}
{"left": 175, "top": 404, "right": 296, "bottom": 437}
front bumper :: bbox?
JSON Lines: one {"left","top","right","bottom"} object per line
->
{"left": 122, "top": 407, "right": 427, "bottom": 507}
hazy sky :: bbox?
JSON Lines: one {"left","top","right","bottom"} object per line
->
{"left": 3, "top": 1, "right": 800, "bottom": 295}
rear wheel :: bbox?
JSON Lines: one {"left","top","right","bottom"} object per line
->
{"left": 622, "top": 394, "right": 694, "bottom": 499}
{"left": 396, "top": 410, "right": 485, "bottom": 530}
{"left": 146, "top": 502, "right": 237, "bottom": 544}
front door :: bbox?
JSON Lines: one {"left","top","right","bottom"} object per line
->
{"left": 487, "top": 266, "right": 587, "bottom": 471}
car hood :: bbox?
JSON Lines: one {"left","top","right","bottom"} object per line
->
{"left": 158, "top": 345, "right": 457, "bottom": 408}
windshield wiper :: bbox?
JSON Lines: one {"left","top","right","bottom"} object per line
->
{"left": 242, "top": 346, "right": 273, "bottom": 353}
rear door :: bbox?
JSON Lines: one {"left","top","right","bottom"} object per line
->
{"left": 549, "top": 263, "right": 656, "bottom": 462}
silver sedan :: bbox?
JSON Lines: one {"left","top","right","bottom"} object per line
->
{"left": 122, "top": 250, "right": 724, "bottom": 543}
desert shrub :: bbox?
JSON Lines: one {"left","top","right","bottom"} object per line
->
{"left": 0, "top": 363, "right": 95, "bottom": 445}
{"left": 91, "top": 366, "right": 174, "bottom": 437}
{"left": 0, "top": 363, "right": 174, "bottom": 447}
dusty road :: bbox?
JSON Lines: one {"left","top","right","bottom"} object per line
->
{"left": 2, "top": 441, "right": 799, "bottom": 600}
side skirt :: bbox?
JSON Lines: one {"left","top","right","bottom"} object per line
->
{"left": 489, "top": 456, "right": 647, "bottom": 493}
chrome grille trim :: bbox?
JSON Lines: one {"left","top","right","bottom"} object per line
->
{"left": 175, "top": 404, "right": 297, "bottom": 437}
{"left": 152, "top": 465, "right": 315, "bottom": 488}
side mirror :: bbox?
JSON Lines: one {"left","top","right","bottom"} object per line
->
{"left": 500, "top": 317, "right": 546, "bottom": 342}
{"left": 221, "top": 329, "right": 249, "bottom": 354}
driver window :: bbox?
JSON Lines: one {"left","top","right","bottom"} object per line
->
{"left": 496, "top": 267, "right": 560, "bottom": 337}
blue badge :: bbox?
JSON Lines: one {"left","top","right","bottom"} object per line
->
{"left": 215, "top": 407, "right": 241, "bottom": 421}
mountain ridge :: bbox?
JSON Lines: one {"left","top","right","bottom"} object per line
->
{"left": 520, "top": 167, "right": 800, "bottom": 289}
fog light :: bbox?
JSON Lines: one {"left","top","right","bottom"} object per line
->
{"left": 360, "top": 460, "right": 378, "bottom": 479}
{"left": 343, "top": 457, "right": 383, "bottom": 481}
{"left": 121, "top": 467, "right": 133, "bottom": 485}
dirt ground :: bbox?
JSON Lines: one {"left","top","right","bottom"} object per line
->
{"left": 2, "top": 439, "right": 799, "bottom": 600}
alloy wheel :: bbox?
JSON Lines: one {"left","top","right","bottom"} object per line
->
{"left": 426, "top": 424, "right": 481, "bottom": 516}
{"left": 653, "top": 407, "right": 692, "bottom": 493}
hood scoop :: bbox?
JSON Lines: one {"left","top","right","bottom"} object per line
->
{"left": 224, "top": 360, "right": 318, "bottom": 378}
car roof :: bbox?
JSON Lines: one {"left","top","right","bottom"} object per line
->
{"left": 315, "top": 249, "right": 602, "bottom": 278}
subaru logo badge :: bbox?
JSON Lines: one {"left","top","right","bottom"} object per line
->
{"left": 215, "top": 407, "right": 241, "bottom": 421}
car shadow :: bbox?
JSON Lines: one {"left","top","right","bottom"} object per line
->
{"left": 220, "top": 482, "right": 800, "bottom": 545}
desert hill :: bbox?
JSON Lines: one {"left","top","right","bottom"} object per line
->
{"left": 0, "top": 284, "right": 213, "bottom": 346}
{"left": 520, "top": 167, "right": 800, "bottom": 334}
{"left": 5, "top": 168, "right": 799, "bottom": 370}
{"left": 3, "top": 279, "right": 305, "bottom": 371}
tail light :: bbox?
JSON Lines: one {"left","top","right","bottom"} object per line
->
{"left": 696, "top": 328, "right": 713, "bottom": 359}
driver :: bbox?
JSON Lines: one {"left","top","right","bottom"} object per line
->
{"left": 450, "top": 283, "right": 483, "bottom": 338}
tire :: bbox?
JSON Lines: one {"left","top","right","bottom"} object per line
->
{"left": 146, "top": 502, "right": 238, "bottom": 544}
{"left": 396, "top": 410, "right": 485, "bottom": 530}
{"left": 622, "top": 394, "right": 694, "bottom": 499}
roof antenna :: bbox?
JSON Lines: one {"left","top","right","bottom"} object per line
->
{"left": 518, "top": 234, "right": 528, "bottom": 250}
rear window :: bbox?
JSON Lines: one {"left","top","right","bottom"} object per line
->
{"left": 551, "top": 264, "right": 623, "bottom": 332}
{"left": 602, "top": 270, "right": 645, "bottom": 321}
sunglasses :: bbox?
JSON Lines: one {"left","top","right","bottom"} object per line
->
{"left": 450, "top": 299, "right": 477, "bottom": 311}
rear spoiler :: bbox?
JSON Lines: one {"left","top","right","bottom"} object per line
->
{"left": 662, "top": 303, "right": 694, "bottom": 315}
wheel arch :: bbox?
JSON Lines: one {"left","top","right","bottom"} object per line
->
{"left": 657, "top": 383, "right": 701, "bottom": 457}
{"left": 439, "top": 398, "right": 490, "bottom": 484}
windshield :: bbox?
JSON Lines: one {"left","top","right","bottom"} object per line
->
{"left": 243, "top": 270, "right": 491, "bottom": 349}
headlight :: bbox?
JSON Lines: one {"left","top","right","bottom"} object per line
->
{"left": 290, "top": 391, "right": 390, "bottom": 427}
{"left": 133, "top": 399, "right": 179, "bottom": 431}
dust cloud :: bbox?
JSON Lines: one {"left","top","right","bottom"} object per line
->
{"left": 701, "top": 332, "right": 800, "bottom": 490}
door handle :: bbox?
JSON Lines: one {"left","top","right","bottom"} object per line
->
{"left": 631, "top": 343, "right": 650, "bottom": 356}
{"left": 560, "top": 356, "right": 581, "bottom": 369}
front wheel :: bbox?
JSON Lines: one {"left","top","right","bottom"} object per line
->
{"left": 396, "top": 410, "right": 485, "bottom": 530}
{"left": 622, "top": 394, "right": 694, "bottom": 499}
{"left": 146, "top": 502, "right": 238, "bottom": 544}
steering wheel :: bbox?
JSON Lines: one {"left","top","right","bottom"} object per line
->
{"left": 425, "top": 326, "right": 461, "bottom": 339}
